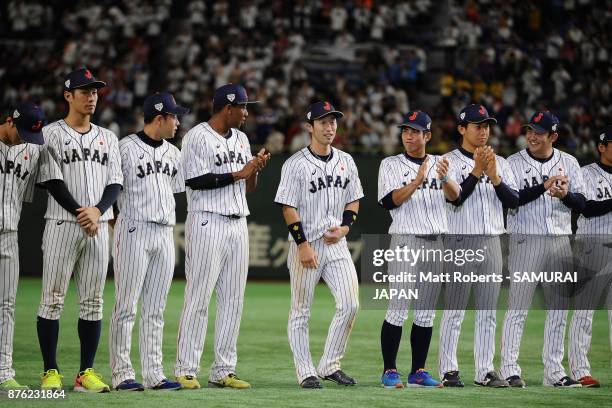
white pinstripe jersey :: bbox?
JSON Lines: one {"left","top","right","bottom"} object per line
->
{"left": 117, "top": 134, "right": 185, "bottom": 226}
{"left": 275, "top": 146, "right": 364, "bottom": 241}
{"left": 0, "top": 141, "right": 41, "bottom": 231}
{"left": 377, "top": 153, "right": 448, "bottom": 235}
{"left": 577, "top": 162, "right": 612, "bottom": 235}
{"left": 507, "top": 149, "right": 585, "bottom": 235}
{"left": 182, "top": 122, "right": 253, "bottom": 216}
{"left": 38, "top": 120, "right": 123, "bottom": 221}
{"left": 446, "top": 148, "right": 518, "bottom": 235}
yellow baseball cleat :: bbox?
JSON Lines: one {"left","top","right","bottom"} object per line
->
{"left": 175, "top": 375, "right": 201, "bottom": 389}
{"left": 40, "top": 369, "right": 63, "bottom": 390}
{"left": 0, "top": 378, "right": 29, "bottom": 390}
{"left": 208, "top": 373, "right": 251, "bottom": 389}
{"left": 74, "top": 368, "right": 110, "bottom": 393}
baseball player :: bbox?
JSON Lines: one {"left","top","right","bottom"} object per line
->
{"left": 109, "top": 92, "right": 189, "bottom": 391}
{"left": 174, "top": 84, "right": 269, "bottom": 390}
{"left": 501, "top": 111, "right": 586, "bottom": 388}
{"left": 36, "top": 68, "right": 123, "bottom": 392}
{"left": 438, "top": 104, "right": 519, "bottom": 388}
{"left": 0, "top": 102, "right": 45, "bottom": 391}
{"left": 275, "top": 101, "right": 364, "bottom": 389}
{"left": 568, "top": 126, "right": 612, "bottom": 388}
{"left": 378, "top": 111, "right": 460, "bottom": 389}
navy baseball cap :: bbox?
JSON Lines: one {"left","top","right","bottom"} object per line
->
{"left": 458, "top": 104, "right": 497, "bottom": 125}
{"left": 11, "top": 102, "right": 45, "bottom": 145}
{"left": 63, "top": 68, "right": 106, "bottom": 91}
{"left": 597, "top": 126, "right": 612, "bottom": 144}
{"left": 523, "top": 111, "right": 560, "bottom": 134}
{"left": 306, "top": 101, "right": 343, "bottom": 121}
{"left": 143, "top": 92, "right": 189, "bottom": 119}
{"left": 212, "top": 84, "right": 259, "bottom": 111}
{"left": 397, "top": 110, "right": 432, "bottom": 132}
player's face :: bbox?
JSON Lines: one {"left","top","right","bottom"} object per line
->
{"left": 526, "top": 128, "right": 556, "bottom": 156}
{"left": 311, "top": 115, "right": 337, "bottom": 146}
{"left": 66, "top": 88, "right": 98, "bottom": 115}
{"left": 460, "top": 122, "right": 490, "bottom": 148}
{"left": 599, "top": 142, "right": 612, "bottom": 165}
{"left": 401, "top": 127, "right": 430, "bottom": 155}
{"left": 161, "top": 114, "right": 180, "bottom": 139}
{"left": 228, "top": 104, "right": 248, "bottom": 128}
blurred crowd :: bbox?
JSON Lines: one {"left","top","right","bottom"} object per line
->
{"left": 0, "top": 0, "right": 608, "bottom": 162}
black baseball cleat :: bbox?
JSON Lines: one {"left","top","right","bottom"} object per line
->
{"left": 441, "top": 371, "right": 464, "bottom": 387}
{"left": 300, "top": 376, "right": 322, "bottom": 389}
{"left": 321, "top": 370, "right": 357, "bottom": 386}
{"left": 474, "top": 371, "right": 509, "bottom": 387}
{"left": 548, "top": 376, "right": 582, "bottom": 388}
{"left": 506, "top": 375, "right": 526, "bottom": 388}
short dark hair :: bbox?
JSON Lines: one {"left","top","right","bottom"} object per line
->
{"left": 144, "top": 113, "right": 170, "bottom": 124}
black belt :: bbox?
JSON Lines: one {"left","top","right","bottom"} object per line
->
{"left": 415, "top": 234, "right": 440, "bottom": 241}
{"left": 222, "top": 214, "right": 242, "bottom": 219}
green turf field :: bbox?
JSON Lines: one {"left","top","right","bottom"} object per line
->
{"left": 4, "top": 278, "right": 612, "bottom": 407}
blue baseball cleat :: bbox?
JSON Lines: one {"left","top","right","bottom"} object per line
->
{"left": 381, "top": 369, "right": 404, "bottom": 388}
{"left": 407, "top": 369, "right": 443, "bottom": 388}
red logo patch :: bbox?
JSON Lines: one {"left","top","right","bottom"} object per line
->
{"left": 24, "top": 155, "right": 28, "bottom": 160}
{"left": 31, "top": 120, "right": 42, "bottom": 131}
{"left": 409, "top": 111, "right": 418, "bottom": 121}
{"left": 323, "top": 102, "right": 331, "bottom": 111}
{"left": 99, "top": 140, "right": 104, "bottom": 145}
{"left": 84, "top": 70, "right": 93, "bottom": 79}
{"left": 534, "top": 112, "right": 543, "bottom": 122}
{"left": 479, "top": 105, "right": 486, "bottom": 115}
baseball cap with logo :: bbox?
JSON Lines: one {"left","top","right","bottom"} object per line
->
{"left": 212, "top": 84, "right": 259, "bottom": 112}
{"left": 11, "top": 102, "right": 45, "bottom": 145}
{"left": 597, "top": 126, "right": 612, "bottom": 144}
{"left": 63, "top": 68, "right": 106, "bottom": 91}
{"left": 397, "top": 110, "right": 432, "bottom": 132}
{"left": 143, "top": 92, "right": 189, "bottom": 121}
{"left": 458, "top": 104, "right": 497, "bottom": 125}
{"left": 306, "top": 101, "right": 343, "bottom": 121}
{"left": 523, "top": 111, "right": 560, "bottom": 134}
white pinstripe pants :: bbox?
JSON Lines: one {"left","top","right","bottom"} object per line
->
{"left": 38, "top": 220, "right": 109, "bottom": 321}
{"left": 287, "top": 238, "right": 359, "bottom": 383}
{"left": 109, "top": 218, "right": 175, "bottom": 387}
{"left": 568, "top": 236, "right": 612, "bottom": 380}
{"left": 438, "top": 235, "right": 502, "bottom": 382}
{"left": 0, "top": 231, "right": 19, "bottom": 383}
{"left": 500, "top": 235, "right": 573, "bottom": 384}
{"left": 175, "top": 212, "right": 248, "bottom": 381}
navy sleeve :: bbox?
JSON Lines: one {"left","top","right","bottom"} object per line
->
{"left": 494, "top": 181, "right": 519, "bottom": 209}
{"left": 44, "top": 179, "right": 80, "bottom": 216}
{"left": 186, "top": 173, "right": 234, "bottom": 190}
{"left": 561, "top": 192, "right": 587, "bottom": 212}
{"left": 95, "top": 183, "right": 122, "bottom": 214}
{"left": 582, "top": 199, "right": 612, "bottom": 218}
{"left": 379, "top": 191, "right": 398, "bottom": 210}
{"left": 449, "top": 174, "right": 478, "bottom": 207}
{"left": 518, "top": 184, "right": 546, "bottom": 206}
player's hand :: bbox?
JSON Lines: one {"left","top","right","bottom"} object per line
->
{"left": 76, "top": 207, "right": 102, "bottom": 228}
{"left": 236, "top": 159, "right": 259, "bottom": 180}
{"left": 483, "top": 147, "right": 500, "bottom": 185}
{"left": 414, "top": 155, "right": 429, "bottom": 183}
{"left": 84, "top": 222, "right": 99, "bottom": 237}
{"left": 323, "top": 225, "right": 349, "bottom": 245}
{"left": 436, "top": 156, "right": 450, "bottom": 179}
{"left": 543, "top": 175, "right": 567, "bottom": 191}
{"left": 298, "top": 242, "right": 319, "bottom": 269}
{"left": 472, "top": 147, "right": 487, "bottom": 176}
{"left": 548, "top": 177, "right": 569, "bottom": 198}
{"left": 255, "top": 148, "right": 271, "bottom": 171}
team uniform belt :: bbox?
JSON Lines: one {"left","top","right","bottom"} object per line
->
{"left": 221, "top": 214, "right": 242, "bottom": 219}
{"left": 414, "top": 234, "right": 441, "bottom": 241}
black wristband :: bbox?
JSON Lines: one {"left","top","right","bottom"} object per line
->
{"left": 288, "top": 222, "right": 307, "bottom": 245}
{"left": 341, "top": 210, "right": 357, "bottom": 227}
